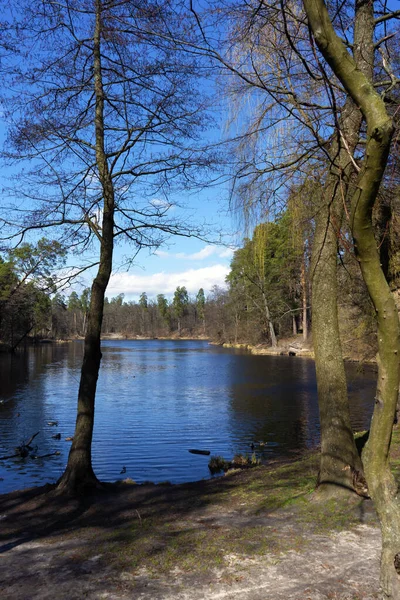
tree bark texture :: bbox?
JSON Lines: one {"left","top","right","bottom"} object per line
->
{"left": 310, "top": 0, "right": 374, "bottom": 494}
{"left": 57, "top": 0, "right": 115, "bottom": 494}
{"left": 304, "top": 0, "right": 400, "bottom": 595}
{"left": 311, "top": 133, "right": 365, "bottom": 492}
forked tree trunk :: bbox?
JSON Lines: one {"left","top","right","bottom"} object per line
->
{"left": 309, "top": 0, "right": 375, "bottom": 495}
{"left": 304, "top": 0, "right": 400, "bottom": 595}
{"left": 57, "top": 0, "right": 114, "bottom": 494}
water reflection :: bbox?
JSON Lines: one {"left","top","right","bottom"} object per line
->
{"left": 224, "top": 354, "right": 320, "bottom": 460}
{"left": 0, "top": 340, "right": 377, "bottom": 493}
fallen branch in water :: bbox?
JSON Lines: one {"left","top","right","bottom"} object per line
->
{"left": 0, "top": 432, "right": 62, "bottom": 461}
{"left": 25, "top": 432, "right": 40, "bottom": 448}
{"left": 13, "top": 431, "right": 40, "bottom": 458}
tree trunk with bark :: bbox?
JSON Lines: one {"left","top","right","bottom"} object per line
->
{"left": 311, "top": 147, "right": 366, "bottom": 493}
{"left": 57, "top": 0, "right": 114, "bottom": 494}
{"left": 304, "top": 0, "right": 400, "bottom": 595}
{"left": 309, "top": 0, "right": 375, "bottom": 495}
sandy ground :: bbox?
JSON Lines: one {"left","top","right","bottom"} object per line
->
{"left": 0, "top": 470, "right": 383, "bottom": 600}
{"left": 0, "top": 524, "right": 381, "bottom": 599}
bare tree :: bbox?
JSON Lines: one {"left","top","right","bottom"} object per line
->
{"left": 0, "top": 0, "right": 214, "bottom": 493}
{"left": 179, "top": 0, "right": 365, "bottom": 491}
{"left": 180, "top": 0, "right": 398, "bottom": 494}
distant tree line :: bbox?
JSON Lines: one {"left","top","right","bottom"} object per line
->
{"left": 3, "top": 201, "right": 398, "bottom": 351}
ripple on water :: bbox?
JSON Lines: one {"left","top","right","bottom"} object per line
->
{"left": 0, "top": 340, "right": 377, "bottom": 493}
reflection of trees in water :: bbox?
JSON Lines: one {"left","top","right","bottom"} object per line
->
{"left": 0, "top": 342, "right": 378, "bottom": 491}
{"left": 0, "top": 343, "right": 84, "bottom": 452}
{"left": 66, "top": 340, "right": 84, "bottom": 370}
{"left": 226, "top": 355, "right": 321, "bottom": 455}
{"left": 225, "top": 355, "right": 375, "bottom": 458}
{"left": 0, "top": 351, "right": 31, "bottom": 405}
{"left": 0, "top": 348, "right": 49, "bottom": 455}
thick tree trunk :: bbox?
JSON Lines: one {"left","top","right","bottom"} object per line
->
{"left": 353, "top": 119, "right": 400, "bottom": 599}
{"left": 304, "top": 0, "right": 400, "bottom": 595}
{"left": 57, "top": 0, "right": 114, "bottom": 494}
{"left": 309, "top": 0, "right": 375, "bottom": 495}
{"left": 311, "top": 153, "right": 365, "bottom": 493}
{"left": 351, "top": 120, "right": 399, "bottom": 596}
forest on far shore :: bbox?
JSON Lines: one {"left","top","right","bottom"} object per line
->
{"left": 1, "top": 191, "right": 398, "bottom": 358}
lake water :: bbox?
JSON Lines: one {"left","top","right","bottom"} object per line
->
{"left": 0, "top": 339, "right": 377, "bottom": 494}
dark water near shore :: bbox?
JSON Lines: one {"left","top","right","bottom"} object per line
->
{"left": 0, "top": 340, "right": 377, "bottom": 494}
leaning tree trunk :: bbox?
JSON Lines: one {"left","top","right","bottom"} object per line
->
{"left": 355, "top": 147, "right": 400, "bottom": 596}
{"left": 304, "top": 0, "right": 400, "bottom": 595}
{"left": 309, "top": 0, "right": 375, "bottom": 495}
{"left": 57, "top": 0, "right": 114, "bottom": 494}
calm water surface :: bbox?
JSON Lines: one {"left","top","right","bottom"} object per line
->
{"left": 0, "top": 340, "right": 377, "bottom": 493}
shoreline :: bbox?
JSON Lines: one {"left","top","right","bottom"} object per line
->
{"left": 24, "top": 334, "right": 377, "bottom": 363}
{"left": 222, "top": 338, "right": 315, "bottom": 359}
{"left": 0, "top": 438, "right": 390, "bottom": 600}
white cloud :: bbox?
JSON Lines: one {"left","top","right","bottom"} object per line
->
{"left": 150, "top": 198, "right": 172, "bottom": 209}
{"left": 153, "top": 249, "right": 170, "bottom": 258}
{"left": 219, "top": 248, "right": 235, "bottom": 258}
{"left": 107, "top": 264, "right": 229, "bottom": 298}
{"left": 176, "top": 245, "right": 216, "bottom": 260}
{"left": 153, "top": 244, "right": 235, "bottom": 261}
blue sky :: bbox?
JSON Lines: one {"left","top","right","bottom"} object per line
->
{"left": 0, "top": 51, "right": 239, "bottom": 304}
{"left": 105, "top": 184, "right": 239, "bottom": 301}
{"left": 0, "top": 127, "right": 239, "bottom": 303}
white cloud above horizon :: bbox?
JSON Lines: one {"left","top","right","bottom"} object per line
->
{"left": 154, "top": 244, "right": 235, "bottom": 261}
{"left": 107, "top": 264, "right": 229, "bottom": 299}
